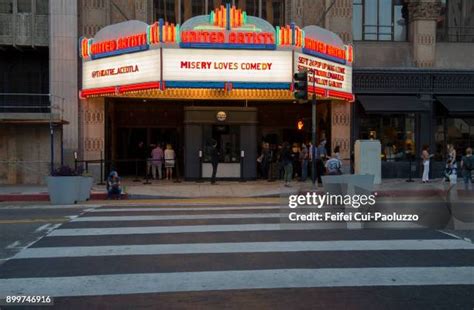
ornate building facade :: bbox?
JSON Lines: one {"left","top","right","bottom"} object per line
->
{"left": 2, "top": 0, "right": 473, "bottom": 183}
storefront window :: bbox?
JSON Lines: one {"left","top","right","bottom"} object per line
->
{"left": 203, "top": 125, "right": 241, "bottom": 163}
{"left": 434, "top": 117, "right": 446, "bottom": 161}
{"left": 359, "top": 114, "right": 416, "bottom": 161}
{"left": 446, "top": 118, "right": 474, "bottom": 159}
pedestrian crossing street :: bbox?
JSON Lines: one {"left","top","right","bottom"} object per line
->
{"left": 1, "top": 203, "right": 474, "bottom": 308}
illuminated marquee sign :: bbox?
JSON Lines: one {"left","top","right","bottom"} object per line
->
{"left": 82, "top": 49, "right": 161, "bottom": 90}
{"left": 180, "top": 30, "right": 274, "bottom": 46}
{"left": 162, "top": 49, "right": 292, "bottom": 85}
{"left": 80, "top": 22, "right": 163, "bottom": 59}
{"left": 79, "top": 4, "right": 354, "bottom": 100}
{"left": 90, "top": 33, "right": 147, "bottom": 54}
{"left": 295, "top": 52, "right": 353, "bottom": 101}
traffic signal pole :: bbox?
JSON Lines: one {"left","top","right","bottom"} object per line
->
{"left": 311, "top": 72, "right": 318, "bottom": 186}
{"left": 294, "top": 70, "right": 318, "bottom": 184}
{"left": 311, "top": 70, "right": 317, "bottom": 147}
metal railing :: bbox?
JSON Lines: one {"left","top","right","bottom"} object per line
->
{"left": 0, "top": 93, "right": 55, "bottom": 113}
{"left": 74, "top": 157, "right": 182, "bottom": 185}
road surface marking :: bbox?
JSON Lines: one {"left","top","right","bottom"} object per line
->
{"left": 1, "top": 267, "right": 473, "bottom": 297}
{"left": 48, "top": 223, "right": 346, "bottom": 236}
{"left": 89, "top": 206, "right": 282, "bottom": 212}
{"left": 5, "top": 241, "right": 21, "bottom": 249}
{"left": 0, "top": 218, "right": 67, "bottom": 224}
{"left": 73, "top": 213, "right": 284, "bottom": 222}
{"left": 14, "top": 239, "right": 474, "bottom": 259}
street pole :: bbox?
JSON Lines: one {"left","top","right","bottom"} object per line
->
{"left": 49, "top": 95, "right": 54, "bottom": 175}
{"left": 311, "top": 70, "right": 317, "bottom": 186}
{"left": 311, "top": 70, "right": 317, "bottom": 147}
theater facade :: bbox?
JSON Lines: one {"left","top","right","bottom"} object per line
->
{"left": 79, "top": 4, "right": 353, "bottom": 180}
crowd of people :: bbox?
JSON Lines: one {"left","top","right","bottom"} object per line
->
{"left": 421, "top": 144, "right": 473, "bottom": 190}
{"left": 105, "top": 139, "right": 473, "bottom": 198}
{"left": 257, "top": 139, "right": 343, "bottom": 187}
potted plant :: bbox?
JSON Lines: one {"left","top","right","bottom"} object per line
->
{"left": 79, "top": 171, "right": 94, "bottom": 201}
{"left": 46, "top": 165, "right": 81, "bottom": 205}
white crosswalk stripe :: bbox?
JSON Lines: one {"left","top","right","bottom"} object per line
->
{"left": 1, "top": 203, "right": 473, "bottom": 303}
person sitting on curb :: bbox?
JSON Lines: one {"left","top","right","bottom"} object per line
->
{"left": 107, "top": 171, "right": 122, "bottom": 199}
{"left": 325, "top": 153, "right": 343, "bottom": 175}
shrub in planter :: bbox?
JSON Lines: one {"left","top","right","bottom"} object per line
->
{"left": 47, "top": 166, "right": 82, "bottom": 205}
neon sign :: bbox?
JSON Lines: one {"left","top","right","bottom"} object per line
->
{"left": 180, "top": 30, "right": 274, "bottom": 45}
{"left": 304, "top": 37, "right": 346, "bottom": 61}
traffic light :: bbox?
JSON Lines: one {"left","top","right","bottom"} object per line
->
{"left": 293, "top": 71, "right": 308, "bottom": 100}
{"left": 297, "top": 119, "right": 304, "bottom": 131}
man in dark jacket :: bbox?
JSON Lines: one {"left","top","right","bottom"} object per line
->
{"left": 210, "top": 141, "right": 219, "bottom": 184}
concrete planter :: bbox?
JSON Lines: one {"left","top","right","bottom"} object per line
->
{"left": 78, "top": 176, "right": 94, "bottom": 201}
{"left": 46, "top": 176, "right": 81, "bottom": 205}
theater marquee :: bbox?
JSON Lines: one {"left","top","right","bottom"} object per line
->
{"left": 79, "top": 3, "right": 354, "bottom": 101}
{"left": 295, "top": 52, "right": 353, "bottom": 100}
{"left": 162, "top": 49, "right": 292, "bottom": 85}
{"left": 82, "top": 49, "right": 161, "bottom": 90}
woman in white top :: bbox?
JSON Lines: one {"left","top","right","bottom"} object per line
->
{"left": 164, "top": 144, "right": 176, "bottom": 180}
{"left": 421, "top": 145, "right": 431, "bottom": 183}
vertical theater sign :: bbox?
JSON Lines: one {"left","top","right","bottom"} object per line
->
{"left": 79, "top": 4, "right": 354, "bottom": 180}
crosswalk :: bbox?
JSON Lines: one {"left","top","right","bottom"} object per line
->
{"left": 1, "top": 203, "right": 474, "bottom": 308}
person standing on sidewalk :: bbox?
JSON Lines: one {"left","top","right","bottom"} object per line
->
{"left": 164, "top": 144, "right": 176, "bottom": 181}
{"left": 445, "top": 144, "right": 457, "bottom": 182}
{"left": 315, "top": 139, "right": 327, "bottom": 186}
{"left": 281, "top": 142, "right": 293, "bottom": 187}
{"left": 210, "top": 141, "right": 219, "bottom": 184}
{"left": 309, "top": 141, "right": 317, "bottom": 185}
{"left": 421, "top": 145, "right": 431, "bottom": 183}
{"left": 151, "top": 144, "right": 164, "bottom": 180}
{"left": 300, "top": 142, "right": 308, "bottom": 182}
{"left": 461, "top": 147, "right": 474, "bottom": 190}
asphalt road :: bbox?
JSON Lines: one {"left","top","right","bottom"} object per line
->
{"left": 0, "top": 204, "right": 93, "bottom": 264}
{"left": 0, "top": 199, "right": 473, "bottom": 309}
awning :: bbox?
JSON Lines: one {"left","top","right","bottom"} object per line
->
{"left": 357, "top": 95, "right": 430, "bottom": 112}
{"left": 436, "top": 96, "right": 474, "bottom": 113}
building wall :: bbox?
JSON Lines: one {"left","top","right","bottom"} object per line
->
{"left": 0, "top": 124, "right": 62, "bottom": 184}
{"left": 354, "top": 42, "right": 414, "bottom": 68}
{"left": 0, "top": 0, "right": 49, "bottom": 46}
{"left": 49, "top": 0, "right": 79, "bottom": 165}
{"left": 435, "top": 43, "right": 474, "bottom": 69}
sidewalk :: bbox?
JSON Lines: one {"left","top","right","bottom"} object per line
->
{"left": 1, "top": 178, "right": 473, "bottom": 202}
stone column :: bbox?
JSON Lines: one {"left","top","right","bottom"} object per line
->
{"left": 331, "top": 101, "right": 351, "bottom": 161}
{"left": 81, "top": 97, "right": 105, "bottom": 161}
{"left": 49, "top": 0, "right": 78, "bottom": 165}
{"left": 408, "top": 0, "right": 441, "bottom": 67}
{"left": 81, "top": 97, "right": 105, "bottom": 181}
